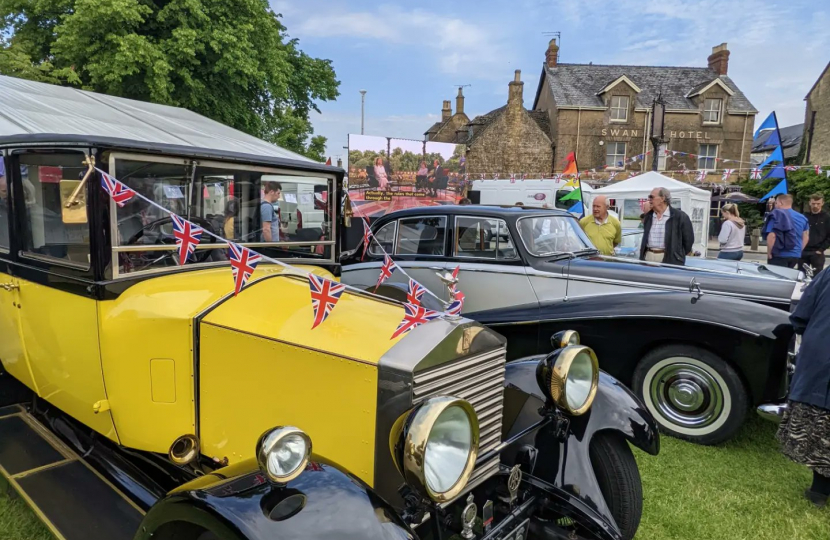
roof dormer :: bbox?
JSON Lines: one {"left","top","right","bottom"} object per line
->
{"left": 685, "top": 77, "right": 735, "bottom": 99}
{"left": 595, "top": 75, "right": 642, "bottom": 96}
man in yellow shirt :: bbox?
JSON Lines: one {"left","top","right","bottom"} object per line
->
{"left": 580, "top": 195, "right": 621, "bottom": 255}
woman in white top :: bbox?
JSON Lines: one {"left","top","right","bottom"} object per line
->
{"left": 373, "top": 157, "right": 389, "bottom": 190}
{"left": 717, "top": 203, "right": 745, "bottom": 261}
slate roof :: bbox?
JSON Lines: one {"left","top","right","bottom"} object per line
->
{"left": 464, "top": 105, "right": 551, "bottom": 145}
{"left": 534, "top": 64, "right": 757, "bottom": 113}
{"left": 752, "top": 123, "right": 803, "bottom": 159}
{"left": 425, "top": 120, "right": 447, "bottom": 135}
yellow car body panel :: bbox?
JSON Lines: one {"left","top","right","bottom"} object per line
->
{"left": 15, "top": 277, "right": 118, "bottom": 440}
{"left": 96, "top": 264, "right": 401, "bottom": 457}
{"left": 199, "top": 323, "right": 379, "bottom": 485}
{"left": 0, "top": 274, "right": 36, "bottom": 393}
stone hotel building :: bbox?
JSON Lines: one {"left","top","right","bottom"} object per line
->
{"left": 428, "top": 42, "right": 758, "bottom": 179}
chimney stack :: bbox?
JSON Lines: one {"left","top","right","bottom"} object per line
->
{"left": 442, "top": 100, "right": 452, "bottom": 121}
{"left": 456, "top": 87, "right": 465, "bottom": 115}
{"left": 707, "top": 43, "right": 730, "bottom": 75}
{"left": 508, "top": 70, "right": 524, "bottom": 109}
{"left": 546, "top": 38, "right": 559, "bottom": 68}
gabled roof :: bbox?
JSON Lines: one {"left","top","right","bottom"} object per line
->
{"left": 425, "top": 120, "right": 448, "bottom": 135}
{"left": 805, "top": 61, "right": 830, "bottom": 100}
{"left": 686, "top": 78, "right": 735, "bottom": 98}
{"left": 534, "top": 63, "right": 756, "bottom": 113}
{"left": 0, "top": 75, "right": 337, "bottom": 173}
{"left": 596, "top": 75, "right": 642, "bottom": 95}
{"left": 465, "top": 106, "right": 550, "bottom": 146}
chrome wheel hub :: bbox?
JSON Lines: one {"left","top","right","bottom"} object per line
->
{"left": 649, "top": 361, "right": 724, "bottom": 428}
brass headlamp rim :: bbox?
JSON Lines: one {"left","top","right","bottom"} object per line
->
{"left": 549, "top": 345, "right": 599, "bottom": 416}
{"left": 169, "top": 433, "right": 200, "bottom": 466}
{"left": 256, "top": 426, "right": 312, "bottom": 484}
{"left": 395, "top": 396, "right": 480, "bottom": 503}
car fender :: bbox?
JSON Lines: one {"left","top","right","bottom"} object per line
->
{"left": 135, "top": 458, "right": 415, "bottom": 540}
{"left": 500, "top": 359, "right": 659, "bottom": 533}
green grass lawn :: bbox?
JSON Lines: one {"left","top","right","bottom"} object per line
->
{"left": 1, "top": 416, "right": 828, "bottom": 540}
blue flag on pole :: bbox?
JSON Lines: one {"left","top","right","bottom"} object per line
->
{"left": 763, "top": 165, "right": 787, "bottom": 180}
{"left": 759, "top": 146, "right": 784, "bottom": 169}
{"left": 754, "top": 112, "right": 778, "bottom": 139}
{"left": 764, "top": 130, "right": 781, "bottom": 148}
{"left": 760, "top": 179, "right": 787, "bottom": 202}
{"left": 569, "top": 201, "right": 584, "bottom": 215}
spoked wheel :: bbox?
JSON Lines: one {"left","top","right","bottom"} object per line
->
{"left": 632, "top": 344, "right": 748, "bottom": 445}
{"left": 590, "top": 432, "right": 643, "bottom": 540}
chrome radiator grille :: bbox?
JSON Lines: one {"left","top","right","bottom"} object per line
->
{"left": 412, "top": 346, "right": 507, "bottom": 500}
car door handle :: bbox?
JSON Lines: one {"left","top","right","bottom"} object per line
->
{"left": 1, "top": 283, "right": 19, "bottom": 291}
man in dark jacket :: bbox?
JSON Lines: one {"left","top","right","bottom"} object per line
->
{"left": 639, "top": 187, "right": 695, "bottom": 266}
{"left": 800, "top": 193, "right": 829, "bottom": 274}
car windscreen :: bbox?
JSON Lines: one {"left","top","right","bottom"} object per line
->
{"left": 109, "top": 155, "right": 334, "bottom": 277}
{"left": 517, "top": 215, "right": 594, "bottom": 256}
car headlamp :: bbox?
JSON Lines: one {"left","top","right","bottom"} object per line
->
{"left": 390, "top": 396, "right": 479, "bottom": 503}
{"left": 536, "top": 345, "right": 599, "bottom": 415}
{"left": 256, "top": 426, "right": 312, "bottom": 484}
{"left": 551, "top": 329, "right": 580, "bottom": 349}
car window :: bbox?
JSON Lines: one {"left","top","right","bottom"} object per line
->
{"left": 396, "top": 216, "right": 446, "bottom": 256}
{"left": 111, "top": 157, "right": 334, "bottom": 276}
{"left": 18, "top": 152, "right": 90, "bottom": 267}
{"left": 0, "top": 163, "right": 9, "bottom": 251}
{"left": 455, "top": 217, "right": 516, "bottom": 260}
{"left": 517, "top": 215, "right": 593, "bottom": 256}
{"left": 369, "top": 221, "right": 395, "bottom": 256}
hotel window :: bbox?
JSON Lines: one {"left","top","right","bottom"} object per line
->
{"left": 610, "top": 96, "right": 629, "bottom": 122}
{"left": 606, "top": 142, "right": 627, "bottom": 168}
{"left": 698, "top": 144, "right": 718, "bottom": 170}
{"left": 703, "top": 98, "right": 722, "bottom": 124}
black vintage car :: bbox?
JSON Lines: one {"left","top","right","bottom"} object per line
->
{"left": 342, "top": 206, "right": 795, "bottom": 445}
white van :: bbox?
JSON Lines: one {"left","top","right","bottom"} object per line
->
{"left": 469, "top": 178, "right": 595, "bottom": 214}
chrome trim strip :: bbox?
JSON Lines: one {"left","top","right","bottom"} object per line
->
{"left": 524, "top": 267, "right": 790, "bottom": 305}
{"left": 484, "top": 314, "right": 761, "bottom": 337}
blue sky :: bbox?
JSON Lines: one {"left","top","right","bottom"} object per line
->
{"left": 274, "top": 0, "right": 829, "bottom": 162}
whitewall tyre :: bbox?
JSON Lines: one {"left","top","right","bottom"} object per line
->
{"left": 632, "top": 345, "right": 748, "bottom": 446}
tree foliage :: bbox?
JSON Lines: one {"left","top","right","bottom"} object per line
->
{"left": 0, "top": 0, "right": 339, "bottom": 160}
{"left": 736, "top": 168, "right": 830, "bottom": 228}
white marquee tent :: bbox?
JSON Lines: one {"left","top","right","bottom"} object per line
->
{"left": 591, "top": 172, "right": 711, "bottom": 256}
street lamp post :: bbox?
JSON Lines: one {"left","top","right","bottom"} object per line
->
{"left": 650, "top": 93, "right": 666, "bottom": 172}
{"left": 359, "top": 90, "right": 367, "bottom": 135}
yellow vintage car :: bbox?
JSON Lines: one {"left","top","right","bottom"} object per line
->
{"left": 0, "top": 75, "right": 658, "bottom": 540}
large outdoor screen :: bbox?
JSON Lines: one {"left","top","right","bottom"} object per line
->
{"left": 347, "top": 134, "right": 467, "bottom": 218}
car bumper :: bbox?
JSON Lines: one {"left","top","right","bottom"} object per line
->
{"left": 757, "top": 402, "right": 787, "bottom": 423}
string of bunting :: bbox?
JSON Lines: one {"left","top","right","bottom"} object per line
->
{"left": 98, "top": 168, "right": 459, "bottom": 339}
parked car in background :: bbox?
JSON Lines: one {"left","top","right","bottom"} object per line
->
{"left": 342, "top": 206, "right": 795, "bottom": 445}
{"left": 615, "top": 228, "right": 805, "bottom": 284}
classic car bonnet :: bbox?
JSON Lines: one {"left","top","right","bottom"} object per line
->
{"left": 538, "top": 255, "right": 797, "bottom": 307}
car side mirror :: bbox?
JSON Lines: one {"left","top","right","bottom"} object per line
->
{"left": 60, "top": 180, "right": 88, "bottom": 224}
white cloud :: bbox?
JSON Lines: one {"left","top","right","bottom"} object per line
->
{"left": 288, "top": 5, "right": 513, "bottom": 79}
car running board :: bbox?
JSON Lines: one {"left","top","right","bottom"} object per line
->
{"left": 0, "top": 404, "right": 144, "bottom": 540}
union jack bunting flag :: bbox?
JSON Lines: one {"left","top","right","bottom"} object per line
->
{"left": 722, "top": 169, "right": 735, "bottom": 181}
{"left": 521, "top": 173, "right": 527, "bottom": 180}
{"left": 228, "top": 243, "right": 261, "bottom": 296}
{"left": 171, "top": 214, "right": 203, "bottom": 265}
{"left": 493, "top": 173, "right": 499, "bottom": 180}
{"left": 608, "top": 172, "right": 617, "bottom": 181}
{"left": 785, "top": 165, "right": 799, "bottom": 172}
{"left": 629, "top": 172, "right": 641, "bottom": 178}
{"left": 99, "top": 170, "right": 136, "bottom": 207}
{"left": 361, "top": 218, "right": 373, "bottom": 260}
{"left": 509, "top": 174, "right": 516, "bottom": 184}
{"left": 308, "top": 274, "right": 347, "bottom": 329}
{"left": 391, "top": 303, "right": 442, "bottom": 339}
{"left": 374, "top": 255, "right": 397, "bottom": 292}
{"left": 695, "top": 170, "right": 707, "bottom": 182}
{"left": 479, "top": 173, "right": 485, "bottom": 180}
{"left": 750, "top": 168, "right": 762, "bottom": 180}
{"left": 406, "top": 279, "right": 426, "bottom": 306}
{"left": 816, "top": 165, "right": 823, "bottom": 175}
{"left": 446, "top": 290, "right": 465, "bottom": 316}
{"left": 449, "top": 265, "right": 460, "bottom": 294}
